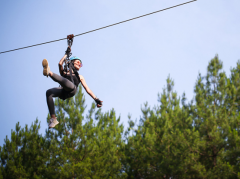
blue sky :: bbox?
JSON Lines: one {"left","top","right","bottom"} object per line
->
{"left": 0, "top": 0, "right": 240, "bottom": 146}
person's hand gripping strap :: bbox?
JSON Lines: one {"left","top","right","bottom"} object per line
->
{"left": 65, "top": 46, "right": 71, "bottom": 55}
{"left": 95, "top": 98, "right": 103, "bottom": 108}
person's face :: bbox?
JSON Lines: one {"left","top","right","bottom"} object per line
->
{"left": 73, "top": 60, "right": 82, "bottom": 70}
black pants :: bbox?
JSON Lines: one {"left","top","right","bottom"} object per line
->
{"left": 46, "top": 73, "right": 77, "bottom": 115}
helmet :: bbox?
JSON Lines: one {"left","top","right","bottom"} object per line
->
{"left": 70, "top": 56, "right": 83, "bottom": 67}
{"left": 70, "top": 56, "right": 81, "bottom": 61}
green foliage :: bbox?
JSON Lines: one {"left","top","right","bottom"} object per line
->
{"left": 1, "top": 55, "right": 240, "bottom": 178}
{"left": 124, "top": 76, "right": 202, "bottom": 178}
{"left": 0, "top": 86, "right": 127, "bottom": 179}
{"left": 191, "top": 55, "right": 240, "bottom": 178}
{"left": 123, "top": 55, "right": 240, "bottom": 178}
{"left": 44, "top": 86, "right": 126, "bottom": 178}
{"left": 0, "top": 120, "right": 48, "bottom": 179}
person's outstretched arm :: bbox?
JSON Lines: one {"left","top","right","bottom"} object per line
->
{"left": 79, "top": 75, "right": 103, "bottom": 108}
{"left": 59, "top": 54, "right": 67, "bottom": 75}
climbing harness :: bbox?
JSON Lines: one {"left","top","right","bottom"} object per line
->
{"left": 63, "top": 34, "right": 81, "bottom": 86}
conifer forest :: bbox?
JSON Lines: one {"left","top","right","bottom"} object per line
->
{"left": 1, "top": 55, "right": 240, "bottom": 178}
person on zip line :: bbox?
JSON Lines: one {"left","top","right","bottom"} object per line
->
{"left": 42, "top": 47, "right": 103, "bottom": 128}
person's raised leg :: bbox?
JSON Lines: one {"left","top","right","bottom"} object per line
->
{"left": 42, "top": 59, "right": 75, "bottom": 91}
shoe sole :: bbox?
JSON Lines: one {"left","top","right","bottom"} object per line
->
{"left": 42, "top": 59, "right": 49, "bottom": 76}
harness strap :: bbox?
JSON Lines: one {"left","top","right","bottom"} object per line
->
{"left": 68, "top": 62, "right": 80, "bottom": 86}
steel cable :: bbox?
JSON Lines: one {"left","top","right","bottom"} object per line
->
{"left": 0, "top": 0, "right": 197, "bottom": 54}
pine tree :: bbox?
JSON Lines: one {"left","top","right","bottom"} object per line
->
{"left": 191, "top": 55, "right": 239, "bottom": 178}
{"left": 226, "top": 61, "right": 240, "bottom": 177}
{"left": 44, "top": 85, "right": 127, "bottom": 178}
{"left": 124, "top": 77, "right": 201, "bottom": 178}
{"left": 0, "top": 120, "right": 48, "bottom": 179}
{"left": 1, "top": 85, "right": 127, "bottom": 179}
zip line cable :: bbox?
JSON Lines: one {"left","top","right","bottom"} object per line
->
{"left": 0, "top": 0, "right": 197, "bottom": 54}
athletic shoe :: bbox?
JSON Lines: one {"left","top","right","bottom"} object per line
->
{"left": 49, "top": 118, "right": 59, "bottom": 128}
{"left": 42, "top": 59, "right": 50, "bottom": 77}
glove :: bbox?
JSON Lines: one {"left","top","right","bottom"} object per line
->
{"left": 65, "top": 46, "right": 71, "bottom": 55}
{"left": 95, "top": 98, "right": 103, "bottom": 108}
